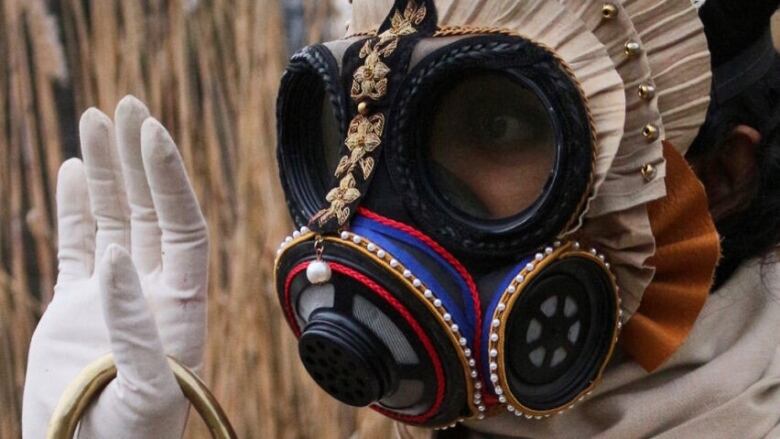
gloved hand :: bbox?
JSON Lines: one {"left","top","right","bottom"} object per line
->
{"left": 22, "top": 95, "right": 209, "bottom": 438}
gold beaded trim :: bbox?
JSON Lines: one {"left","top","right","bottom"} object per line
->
{"left": 275, "top": 227, "right": 483, "bottom": 425}
{"left": 273, "top": 227, "right": 316, "bottom": 282}
{"left": 601, "top": 3, "right": 619, "bottom": 19}
{"left": 487, "top": 241, "right": 622, "bottom": 419}
{"left": 332, "top": 230, "right": 482, "bottom": 422}
{"left": 312, "top": 1, "right": 428, "bottom": 227}
{"left": 345, "top": 30, "right": 379, "bottom": 38}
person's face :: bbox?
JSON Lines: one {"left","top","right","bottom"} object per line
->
{"left": 426, "top": 73, "right": 556, "bottom": 219}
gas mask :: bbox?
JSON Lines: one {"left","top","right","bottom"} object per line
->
{"left": 274, "top": 0, "right": 719, "bottom": 430}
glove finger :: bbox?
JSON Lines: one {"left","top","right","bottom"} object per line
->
{"left": 78, "top": 380, "right": 188, "bottom": 438}
{"left": 80, "top": 108, "right": 131, "bottom": 264}
{"left": 115, "top": 96, "right": 161, "bottom": 273}
{"left": 98, "top": 244, "right": 183, "bottom": 410}
{"left": 82, "top": 243, "right": 189, "bottom": 436}
{"left": 55, "top": 158, "right": 96, "bottom": 282}
{"left": 140, "top": 118, "right": 208, "bottom": 293}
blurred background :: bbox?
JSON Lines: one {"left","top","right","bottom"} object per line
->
{"left": 0, "top": 0, "right": 375, "bottom": 438}
{"left": 0, "top": 1, "right": 779, "bottom": 438}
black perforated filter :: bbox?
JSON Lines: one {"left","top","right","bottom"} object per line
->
{"left": 299, "top": 311, "right": 395, "bottom": 407}
{"left": 503, "top": 257, "right": 617, "bottom": 410}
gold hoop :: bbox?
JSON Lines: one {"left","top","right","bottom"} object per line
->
{"left": 46, "top": 354, "right": 237, "bottom": 439}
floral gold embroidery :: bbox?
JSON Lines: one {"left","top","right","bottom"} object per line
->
{"left": 314, "top": 1, "right": 427, "bottom": 227}
{"left": 352, "top": 0, "right": 427, "bottom": 101}
{"left": 389, "top": 1, "right": 427, "bottom": 37}
{"left": 336, "top": 114, "right": 385, "bottom": 179}
{"left": 351, "top": 45, "right": 390, "bottom": 101}
{"left": 311, "top": 174, "right": 361, "bottom": 226}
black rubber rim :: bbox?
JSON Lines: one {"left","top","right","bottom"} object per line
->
{"left": 503, "top": 257, "right": 617, "bottom": 410}
{"left": 275, "top": 239, "right": 472, "bottom": 425}
{"left": 277, "top": 44, "right": 348, "bottom": 227}
{"left": 386, "top": 35, "right": 594, "bottom": 257}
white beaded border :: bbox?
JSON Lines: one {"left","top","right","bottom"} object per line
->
{"left": 276, "top": 226, "right": 485, "bottom": 426}
{"left": 276, "top": 226, "right": 313, "bottom": 256}
{"left": 486, "top": 240, "right": 623, "bottom": 419}
{"left": 337, "top": 230, "right": 485, "bottom": 420}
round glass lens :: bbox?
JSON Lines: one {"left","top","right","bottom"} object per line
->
{"left": 426, "top": 73, "right": 556, "bottom": 220}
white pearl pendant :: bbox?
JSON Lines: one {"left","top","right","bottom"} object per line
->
{"left": 306, "top": 260, "right": 332, "bottom": 284}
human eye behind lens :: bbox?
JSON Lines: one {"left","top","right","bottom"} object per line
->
{"left": 426, "top": 71, "right": 557, "bottom": 219}
{"left": 460, "top": 84, "right": 552, "bottom": 154}
{"left": 470, "top": 109, "right": 538, "bottom": 148}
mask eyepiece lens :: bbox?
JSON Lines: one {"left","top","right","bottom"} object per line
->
{"left": 425, "top": 73, "right": 557, "bottom": 220}
{"left": 493, "top": 253, "right": 618, "bottom": 412}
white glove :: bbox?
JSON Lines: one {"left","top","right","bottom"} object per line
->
{"left": 22, "top": 96, "right": 209, "bottom": 439}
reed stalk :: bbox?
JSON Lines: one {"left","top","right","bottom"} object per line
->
{"left": 0, "top": 0, "right": 367, "bottom": 437}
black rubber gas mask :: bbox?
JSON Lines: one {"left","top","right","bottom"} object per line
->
{"left": 274, "top": 0, "right": 623, "bottom": 429}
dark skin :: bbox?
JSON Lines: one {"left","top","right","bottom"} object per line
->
{"left": 690, "top": 125, "right": 762, "bottom": 222}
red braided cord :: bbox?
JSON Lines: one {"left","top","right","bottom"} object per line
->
{"left": 283, "top": 262, "right": 308, "bottom": 336}
{"left": 356, "top": 208, "right": 495, "bottom": 404}
{"left": 283, "top": 261, "right": 446, "bottom": 424}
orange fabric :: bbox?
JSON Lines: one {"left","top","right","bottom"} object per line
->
{"left": 620, "top": 142, "right": 721, "bottom": 372}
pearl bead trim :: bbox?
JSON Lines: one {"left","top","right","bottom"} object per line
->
{"left": 486, "top": 240, "right": 623, "bottom": 419}
{"left": 276, "top": 227, "right": 484, "bottom": 426}
{"left": 336, "top": 230, "right": 484, "bottom": 420}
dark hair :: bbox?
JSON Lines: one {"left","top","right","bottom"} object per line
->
{"left": 688, "top": 54, "right": 780, "bottom": 287}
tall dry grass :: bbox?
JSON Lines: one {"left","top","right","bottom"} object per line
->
{"left": 0, "top": 0, "right": 371, "bottom": 437}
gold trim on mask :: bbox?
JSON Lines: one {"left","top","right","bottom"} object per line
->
{"left": 488, "top": 241, "right": 621, "bottom": 419}
{"left": 313, "top": 1, "right": 428, "bottom": 228}
{"left": 337, "top": 114, "right": 386, "bottom": 179}
{"left": 274, "top": 229, "right": 482, "bottom": 424}
{"left": 333, "top": 231, "right": 481, "bottom": 421}
{"left": 340, "top": 25, "right": 599, "bottom": 238}
{"left": 433, "top": 26, "right": 599, "bottom": 240}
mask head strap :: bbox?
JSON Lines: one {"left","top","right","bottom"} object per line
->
{"left": 712, "top": 29, "right": 776, "bottom": 104}
{"left": 309, "top": 0, "right": 438, "bottom": 233}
